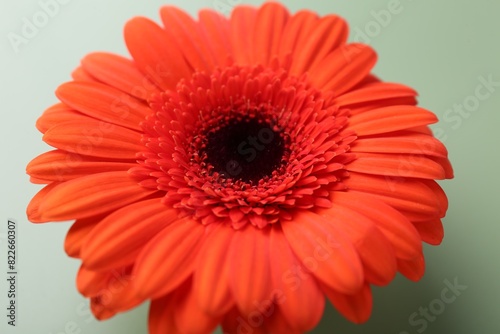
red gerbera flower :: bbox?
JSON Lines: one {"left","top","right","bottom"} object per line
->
{"left": 26, "top": 2, "right": 453, "bottom": 334}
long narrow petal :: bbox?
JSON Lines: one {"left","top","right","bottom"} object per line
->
{"left": 344, "top": 172, "right": 443, "bottom": 222}
{"left": 26, "top": 182, "right": 61, "bottom": 223}
{"left": 331, "top": 191, "right": 422, "bottom": 260}
{"left": 81, "top": 52, "right": 161, "bottom": 100}
{"left": 347, "top": 152, "right": 446, "bottom": 180}
{"left": 265, "top": 308, "right": 302, "bottom": 334}
{"left": 290, "top": 14, "right": 348, "bottom": 75}
{"left": 398, "top": 255, "right": 425, "bottom": 281}
{"left": 149, "top": 295, "right": 181, "bottom": 334}
{"left": 322, "top": 282, "right": 373, "bottom": 324}
{"left": 350, "top": 133, "right": 449, "bottom": 158}
{"left": 222, "top": 308, "right": 268, "bottom": 334}
{"left": 282, "top": 211, "right": 364, "bottom": 294}
{"left": 38, "top": 171, "right": 156, "bottom": 221}
{"left": 43, "top": 119, "right": 143, "bottom": 160}
{"left": 270, "top": 227, "right": 325, "bottom": 332}
{"left": 253, "top": 2, "right": 290, "bottom": 65}
{"left": 413, "top": 219, "right": 445, "bottom": 245}
{"left": 174, "top": 282, "right": 222, "bottom": 334}
{"left": 81, "top": 198, "right": 176, "bottom": 270}
{"left": 278, "top": 10, "right": 318, "bottom": 61}
{"left": 348, "top": 106, "right": 438, "bottom": 136}
{"left": 56, "top": 81, "right": 151, "bottom": 131}
{"left": 27, "top": 150, "right": 135, "bottom": 182}
{"left": 229, "top": 226, "right": 272, "bottom": 314}
{"left": 198, "top": 9, "right": 231, "bottom": 66}
{"left": 308, "top": 44, "right": 377, "bottom": 95}
{"left": 160, "top": 6, "right": 215, "bottom": 71}
{"left": 64, "top": 215, "right": 105, "bottom": 258}
{"left": 333, "top": 82, "right": 417, "bottom": 107}
{"left": 77, "top": 266, "right": 108, "bottom": 297}
{"left": 193, "top": 224, "right": 234, "bottom": 316}
{"left": 230, "top": 6, "right": 257, "bottom": 65}
{"left": 36, "top": 103, "right": 91, "bottom": 134}
{"left": 124, "top": 17, "right": 192, "bottom": 91}
{"left": 320, "top": 203, "right": 397, "bottom": 286}
{"left": 132, "top": 218, "right": 205, "bottom": 299}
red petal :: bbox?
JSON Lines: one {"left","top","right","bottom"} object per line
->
{"left": 323, "top": 282, "right": 373, "bottom": 324}
{"left": 309, "top": 43, "right": 377, "bottom": 95}
{"left": 37, "top": 171, "right": 156, "bottom": 221}
{"left": 253, "top": 2, "right": 290, "bottom": 65}
{"left": 26, "top": 182, "right": 60, "bottom": 223}
{"left": 193, "top": 224, "right": 234, "bottom": 316}
{"left": 347, "top": 152, "right": 446, "bottom": 180}
{"left": 344, "top": 172, "right": 443, "bottom": 222}
{"left": 27, "top": 150, "right": 135, "bottom": 182}
{"left": 76, "top": 266, "right": 108, "bottom": 297}
{"left": 160, "top": 6, "right": 215, "bottom": 72}
{"left": 398, "top": 255, "right": 426, "bottom": 281}
{"left": 56, "top": 81, "right": 151, "bottom": 131}
{"left": 149, "top": 295, "right": 180, "bottom": 334}
{"left": 350, "top": 132, "right": 449, "bottom": 158}
{"left": 81, "top": 52, "right": 161, "bottom": 100}
{"left": 270, "top": 228, "right": 325, "bottom": 332}
{"left": 413, "top": 219, "right": 445, "bottom": 245}
{"left": 230, "top": 6, "right": 257, "bottom": 65}
{"left": 64, "top": 215, "right": 104, "bottom": 258}
{"left": 42, "top": 119, "right": 143, "bottom": 160}
{"left": 320, "top": 203, "right": 397, "bottom": 286}
{"left": 132, "top": 219, "right": 205, "bottom": 299}
{"left": 124, "top": 17, "right": 192, "bottom": 91}
{"left": 36, "top": 103, "right": 90, "bottom": 134}
{"left": 174, "top": 283, "right": 221, "bottom": 334}
{"left": 282, "top": 211, "right": 364, "bottom": 294}
{"left": 198, "top": 10, "right": 231, "bottom": 66}
{"left": 278, "top": 10, "right": 318, "bottom": 61}
{"left": 229, "top": 226, "right": 273, "bottom": 314}
{"left": 349, "top": 105, "right": 438, "bottom": 136}
{"left": 81, "top": 198, "right": 176, "bottom": 270}
{"left": 290, "top": 14, "right": 348, "bottom": 75}
{"left": 331, "top": 191, "right": 423, "bottom": 260}
{"left": 333, "top": 82, "right": 417, "bottom": 107}
{"left": 71, "top": 66, "right": 97, "bottom": 82}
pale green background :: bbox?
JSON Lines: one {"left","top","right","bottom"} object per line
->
{"left": 1, "top": 0, "right": 499, "bottom": 333}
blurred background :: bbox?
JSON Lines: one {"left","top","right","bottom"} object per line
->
{"left": 1, "top": 0, "right": 499, "bottom": 333}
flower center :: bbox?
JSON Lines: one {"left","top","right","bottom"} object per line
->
{"left": 203, "top": 117, "right": 286, "bottom": 184}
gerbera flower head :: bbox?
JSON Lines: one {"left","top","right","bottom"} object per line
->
{"left": 27, "top": 2, "right": 453, "bottom": 334}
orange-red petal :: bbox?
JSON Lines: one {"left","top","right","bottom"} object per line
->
{"left": 323, "top": 282, "right": 373, "bottom": 324}
{"left": 37, "top": 171, "right": 156, "bottom": 221}
{"left": 270, "top": 227, "right": 325, "bottom": 332}
{"left": 132, "top": 218, "right": 205, "bottom": 299}
{"left": 27, "top": 150, "right": 135, "bottom": 183}
{"left": 347, "top": 152, "right": 446, "bottom": 180}
{"left": 42, "top": 119, "right": 143, "bottom": 160}
{"left": 320, "top": 203, "right": 397, "bottom": 286}
{"left": 282, "top": 211, "right": 364, "bottom": 294}
{"left": 331, "top": 191, "right": 423, "bottom": 260}
{"left": 229, "top": 226, "right": 272, "bottom": 315}
{"left": 193, "top": 224, "right": 234, "bottom": 316}
{"left": 81, "top": 198, "right": 175, "bottom": 270}
{"left": 309, "top": 43, "right": 377, "bottom": 95}
{"left": 124, "top": 17, "right": 192, "bottom": 91}
{"left": 290, "top": 14, "right": 348, "bottom": 75}
{"left": 64, "top": 215, "right": 105, "bottom": 258}
{"left": 81, "top": 52, "right": 161, "bottom": 100}
{"left": 348, "top": 105, "right": 438, "bottom": 136}
{"left": 253, "top": 2, "right": 290, "bottom": 65}
{"left": 56, "top": 81, "right": 151, "bottom": 131}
